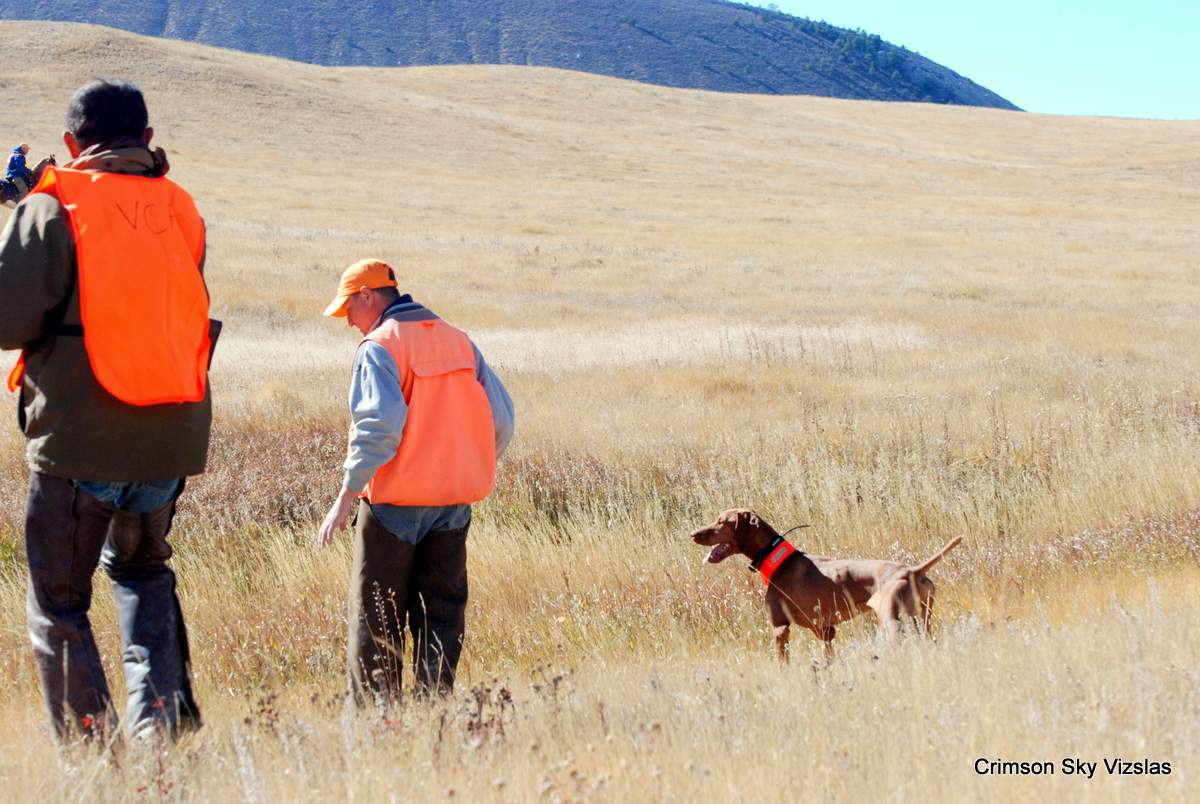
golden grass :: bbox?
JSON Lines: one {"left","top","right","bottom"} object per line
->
{"left": 0, "top": 20, "right": 1197, "bottom": 802}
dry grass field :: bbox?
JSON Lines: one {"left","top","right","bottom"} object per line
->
{"left": 0, "top": 20, "right": 1198, "bottom": 803}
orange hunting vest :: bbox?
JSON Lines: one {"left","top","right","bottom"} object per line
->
{"left": 362, "top": 317, "right": 496, "bottom": 506}
{"left": 6, "top": 167, "right": 210, "bottom": 405}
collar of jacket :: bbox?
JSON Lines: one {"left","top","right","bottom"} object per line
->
{"left": 67, "top": 140, "right": 170, "bottom": 177}
{"left": 367, "top": 295, "right": 433, "bottom": 331}
{"left": 382, "top": 295, "right": 415, "bottom": 315}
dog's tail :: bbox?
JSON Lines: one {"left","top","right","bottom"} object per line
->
{"left": 911, "top": 536, "right": 963, "bottom": 575}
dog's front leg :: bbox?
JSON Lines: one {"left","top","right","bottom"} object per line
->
{"left": 773, "top": 624, "right": 790, "bottom": 663}
{"left": 767, "top": 594, "right": 792, "bottom": 664}
{"left": 819, "top": 625, "right": 836, "bottom": 662}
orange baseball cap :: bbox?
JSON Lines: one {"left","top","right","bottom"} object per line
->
{"left": 323, "top": 258, "right": 398, "bottom": 317}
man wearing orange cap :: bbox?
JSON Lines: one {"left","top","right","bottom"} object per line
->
{"left": 319, "top": 258, "right": 513, "bottom": 702}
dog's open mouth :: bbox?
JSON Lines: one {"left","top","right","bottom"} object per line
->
{"left": 705, "top": 543, "right": 734, "bottom": 563}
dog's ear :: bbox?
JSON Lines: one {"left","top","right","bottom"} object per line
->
{"left": 733, "top": 510, "right": 760, "bottom": 532}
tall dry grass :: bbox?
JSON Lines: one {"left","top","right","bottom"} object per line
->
{"left": 0, "top": 523, "right": 1196, "bottom": 802}
{"left": 0, "top": 21, "right": 1197, "bottom": 802}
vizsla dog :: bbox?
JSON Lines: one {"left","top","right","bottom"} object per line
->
{"left": 690, "top": 509, "right": 961, "bottom": 661}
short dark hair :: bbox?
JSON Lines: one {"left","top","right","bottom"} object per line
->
{"left": 65, "top": 80, "right": 149, "bottom": 149}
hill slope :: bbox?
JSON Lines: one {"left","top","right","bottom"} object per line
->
{"left": 0, "top": 20, "right": 1191, "bottom": 346}
{"left": 0, "top": 0, "right": 1018, "bottom": 108}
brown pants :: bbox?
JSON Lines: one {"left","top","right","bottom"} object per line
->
{"left": 348, "top": 501, "right": 469, "bottom": 703}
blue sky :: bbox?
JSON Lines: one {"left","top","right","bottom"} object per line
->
{"left": 740, "top": 0, "right": 1199, "bottom": 119}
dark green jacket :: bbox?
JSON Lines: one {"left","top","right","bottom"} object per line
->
{"left": 0, "top": 144, "right": 211, "bottom": 481}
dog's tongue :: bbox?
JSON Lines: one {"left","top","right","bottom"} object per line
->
{"left": 705, "top": 543, "right": 733, "bottom": 563}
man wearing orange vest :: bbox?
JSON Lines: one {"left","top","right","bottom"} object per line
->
{"left": 0, "top": 81, "right": 211, "bottom": 741}
{"left": 318, "top": 259, "right": 513, "bottom": 702}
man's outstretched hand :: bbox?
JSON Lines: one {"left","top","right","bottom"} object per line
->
{"left": 318, "top": 487, "right": 359, "bottom": 547}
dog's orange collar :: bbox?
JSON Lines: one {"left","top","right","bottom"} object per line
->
{"left": 749, "top": 536, "right": 797, "bottom": 586}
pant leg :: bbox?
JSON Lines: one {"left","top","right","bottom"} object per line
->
{"left": 100, "top": 489, "right": 200, "bottom": 739}
{"left": 348, "top": 500, "right": 416, "bottom": 705}
{"left": 24, "top": 473, "right": 114, "bottom": 739}
{"left": 407, "top": 524, "right": 469, "bottom": 694}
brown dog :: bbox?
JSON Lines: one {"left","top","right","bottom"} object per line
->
{"left": 690, "top": 509, "right": 962, "bottom": 661}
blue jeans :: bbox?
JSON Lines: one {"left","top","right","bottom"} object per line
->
{"left": 77, "top": 478, "right": 183, "bottom": 514}
{"left": 368, "top": 502, "right": 470, "bottom": 544}
{"left": 24, "top": 473, "right": 199, "bottom": 740}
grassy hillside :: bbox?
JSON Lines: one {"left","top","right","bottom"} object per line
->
{"left": 0, "top": 0, "right": 1019, "bottom": 107}
{"left": 0, "top": 21, "right": 1197, "bottom": 802}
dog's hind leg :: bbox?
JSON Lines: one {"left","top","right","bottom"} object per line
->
{"left": 917, "top": 579, "right": 936, "bottom": 636}
{"left": 868, "top": 578, "right": 909, "bottom": 641}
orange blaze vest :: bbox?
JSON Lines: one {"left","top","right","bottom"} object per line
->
{"left": 6, "top": 167, "right": 209, "bottom": 405}
{"left": 362, "top": 317, "right": 496, "bottom": 506}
